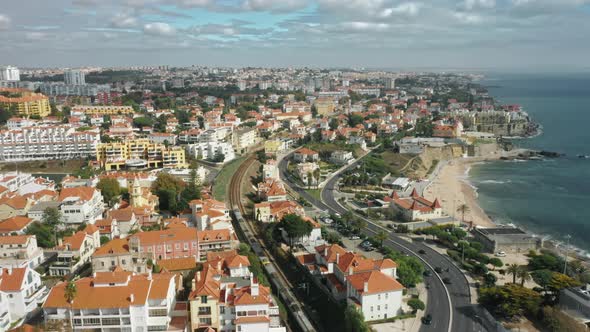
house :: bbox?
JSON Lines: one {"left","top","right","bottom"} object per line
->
{"left": 296, "top": 162, "right": 320, "bottom": 187}
{"left": 262, "top": 159, "right": 279, "bottom": 180}
{"left": 253, "top": 201, "right": 305, "bottom": 223}
{"left": 106, "top": 207, "right": 138, "bottom": 237}
{"left": 299, "top": 244, "right": 404, "bottom": 322}
{"left": 196, "top": 229, "right": 237, "bottom": 261}
{"left": 0, "top": 266, "right": 48, "bottom": 327}
{"left": 188, "top": 250, "right": 285, "bottom": 332}
{"left": 0, "top": 235, "right": 44, "bottom": 269}
{"left": 94, "top": 217, "right": 120, "bottom": 239}
{"left": 0, "top": 216, "right": 34, "bottom": 235}
{"left": 129, "top": 226, "right": 199, "bottom": 261}
{"left": 280, "top": 217, "right": 324, "bottom": 247}
{"left": 48, "top": 225, "right": 100, "bottom": 277}
{"left": 385, "top": 190, "right": 444, "bottom": 222}
{"left": 43, "top": 270, "right": 182, "bottom": 331}
{"left": 264, "top": 140, "right": 285, "bottom": 155}
{"left": 293, "top": 148, "right": 319, "bottom": 163}
{"left": 330, "top": 151, "right": 354, "bottom": 165}
{"left": 257, "top": 179, "right": 288, "bottom": 202}
{"left": 189, "top": 199, "right": 232, "bottom": 232}
{"left": 57, "top": 187, "right": 105, "bottom": 226}
{"left": 0, "top": 195, "right": 33, "bottom": 220}
{"left": 157, "top": 257, "right": 197, "bottom": 277}
{"left": 91, "top": 238, "right": 152, "bottom": 274}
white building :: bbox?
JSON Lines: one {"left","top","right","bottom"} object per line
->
{"left": 43, "top": 271, "right": 181, "bottom": 331}
{"left": 48, "top": 225, "right": 100, "bottom": 277}
{"left": 330, "top": 150, "right": 354, "bottom": 165}
{"left": 0, "top": 235, "right": 44, "bottom": 270}
{"left": 263, "top": 160, "right": 279, "bottom": 180}
{"left": 186, "top": 142, "right": 236, "bottom": 163}
{"left": 0, "top": 125, "right": 100, "bottom": 162}
{"left": 387, "top": 190, "right": 444, "bottom": 222}
{"left": 57, "top": 187, "right": 105, "bottom": 226}
{"left": 232, "top": 127, "right": 258, "bottom": 154}
{"left": 64, "top": 69, "right": 86, "bottom": 85}
{"left": 0, "top": 66, "right": 20, "bottom": 81}
{"left": 0, "top": 266, "right": 48, "bottom": 328}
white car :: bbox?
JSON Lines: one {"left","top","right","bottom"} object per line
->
{"left": 495, "top": 251, "right": 506, "bottom": 257}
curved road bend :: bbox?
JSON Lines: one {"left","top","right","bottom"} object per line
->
{"left": 278, "top": 154, "right": 480, "bottom": 332}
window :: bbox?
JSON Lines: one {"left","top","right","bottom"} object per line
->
{"left": 166, "top": 245, "right": 172, "bottom": 252}
{"left": 175, "top": 243, "right": 180, "bottom": 249}
{"left": 378, "top": 294, "right": 381, "bottom": 300}
{"left": 199, "top": 318, "right": 212, "bottom": 326}
{"left": 385, "top": 293, "right": 389, "bottom": 299}
{"left": 385, "top": 304, "right": 388, "bottom": 310}
{"left": 377, "top": 305, "right": 380, "bottom": 311}
{"left": 101, "top": 262, "right": 105, "bottom": 267}
{"left": 220, "top": 306, "right": 225, "bottom": 314}
{"left": 102, "top": 318, "right": 120, "bottom": 326}
{"left": 83, "top": 318, "right": 100, "bottom": 325}
{"left": 370, "top": 306, "right": 373, "bottom": 312}
{"left": 122, "top": 259, "right": 126, "bottom": 265}
{"left": 201, "top": 296, "right": 207, "bottom": 304}
{"left": 183, "top": 243, "right": 189, "bottom": 251}
{"left": 111, "top": 260, "right": 115, "bottom": 266}
{"left": 198, "top": 307, "right": 212, "bottom": 315}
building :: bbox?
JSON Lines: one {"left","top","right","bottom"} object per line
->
{"left": 232, "top": 127, "right": 258, "bottom": 154}
{"left": 0, "top": 195, "right": 33, "bottom": 220}
{"left": 253, "top": 200, "right": 305, "bottom": 223}
{"left": 472, "top": 227, "right": 542, "bottom": 253}
{"left": 58, "top": 187, "right": 105, "bottom": 226}
{"left": 330, "top": 150, "right": 354, "bottom": 165}
{"left": 43, "top": 270, "right": 182, "bottom": 331}
{"left": 0, "top": 125, "right": 100, "bottom": 162}
{"left": 0, "top": 266, "right": 48, "bottom": 327}
{"left": 0, "top": 216, "right": 34, "bottom": 235}
{"left": 64, "top": 69, "right": 86, "bottom": 85}
{"left": 384, "top": 78, "right": 395, "bottom": 90}
{"left": 92, "top": 238, "right": 152, "bottom": 274}
{"left": 38, "top": 82, "right": 110, "bottom": 96}
{"left": 0, "top": 66, "right": 20, "bottom": 81}
{"left": 298, "top": 244, "right": 404, "bottom": 322}
{"left": 186, "top": 142, "right": 236, "bottom": 163}
{"left": 71, "top": 105, "right": 134, "bottom": 116}
{"left": 263, "top": 160, "right": 279, "bottom": 180}
{"left": 189, "top": 199, "right": 232, "bottom": 232}
{"left": 386, "top": 190, "right": 444, "bottom": 222}
{"left": 96, "top": 139, "right": 188, "bottom": 170}
{"left": 0, "top": 235, "right": 44, "bottom": 269}
{"left": 314, "top": 97, "right": 336, "bottom": 116}
{"left": 148, "top": 132, "right": 178, "bottom": 145}
{"left": 188, "top": 250, "right": 286, "bottom": 332}
{"left": 48, "top": 225, "right": 100, "bottom": 277}
{"left": 293, "top": 147, "right": 319, "bottom": 163}
{"left": 296, "top": 162, "right": 320, "bottom": 187}
{"left": 0, "top": 88, "right": 51, "bottom": 117}
{"left": 196, "top": 229, "right": 237, "bottom": 261}
{"left": 129, "top": 226, "right": 199, "bottom": 261}
{"left": 257, "top": 179, "right": 287, "bottom": 202}
{"left": 280, "top": 217, "right": 323, "bottom": 247}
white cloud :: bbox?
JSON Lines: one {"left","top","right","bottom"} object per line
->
{"left": 241, "top": 0, "right": 308, "bottom": 12}
{"left": 26, "top": 32, "right": 50, "bottom": 40}
{"left": 0, "top": 14, "right": 11, "bottom": 30}
{"left": 380, "top": 2, "right": 422, "bottom": 17}
{"left": 454, "top": 12, "right": 484, "bottom": 24}
{"left": 143, "top": 22, "right": 176, "bottom": 36}
{"left": 464, "top": 0, "right": 495, "bottom": 10}
{"left": 331, "top": 21, "right": 391, "bottom": 32}
{"left": 111, "top": 14, "right": 139, "bottom": 28}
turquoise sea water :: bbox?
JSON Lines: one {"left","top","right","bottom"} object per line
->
{"left": 470, "top": 73, "right": 590, "bottom": 253}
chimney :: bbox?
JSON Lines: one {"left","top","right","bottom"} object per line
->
{"left": 363, "top": 281, "right": 368, "bottom": 293}
{"left": 324, "top": 247, "right": 328, "bottom": 257}
{"left": 191, "top": 277, "right": 196, "bottom": 291}
{"left": 349, "top": 266, "right": 353, "bottom": 275}
{"left": 336, "top": 253, "right": 340, "bottom": 264}
{"left": 251, "top": 276, "right": 259, "bottom": 297}
{"left": 196, "top": 271, "right": 201, "bottom": 283}
{"left": 217, "top": 261, "right": 222, "bottom": 271}
{"left": 58, "top": 238, "right": 63, "bottom": 247}
{"left": 130, "top": 293, "right": 134, "bottom": 303}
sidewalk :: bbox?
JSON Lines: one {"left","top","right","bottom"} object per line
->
{"left": 372, "top": 283, "right": 427, "bottom": 332}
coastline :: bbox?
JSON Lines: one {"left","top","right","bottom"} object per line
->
{"left": 422, "top": 147, "right": 529, "bottom": 229}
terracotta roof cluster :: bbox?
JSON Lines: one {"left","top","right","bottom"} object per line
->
{"left": 257, "top": 179, "right": 287, "bottom": 199}
{"left": 0, "top": 267, "right": 28, "bottom": 292}
{"left": 93, "top": 238, "right": 130, "bottom": 257}
{"left": 255, "top": 200, "right": 305, "bottom": 221}
{"left": 0, "top": 216, "right": 33, "bottom": 233}
{"left": 0, "top": 234, "right": 33, "bottom": 245}
{"left": 158, "top": 257, "right": 197, "bottom": 272}
{"left": 295, "top": 147, "right": 318, "bottom": 156}
{"left": 58, "top": 187, "right": 97, "bottom": 203}
{"left": 43, "top": 271, "right": 176, "bottom": 309}
{"left": 130, "top": 226, "right": 197, "bottom": 246}
{"left": 388, "top": 189, "right": 441, "bottom": 212}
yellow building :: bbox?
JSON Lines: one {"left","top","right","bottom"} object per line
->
{"left": 96, "top": 139, "right": 187, "bottom": 170}
{"left": 264, "top": 140, "right": 283, "bottom": 155}
{"left": 71, "top": 105, "right": 134, "bottom": 115}
{"left": 0, "top": 88, "right": 51, "bottom": 117}
{"left": 314, "top": 97, "right": 336, "bottom": 116}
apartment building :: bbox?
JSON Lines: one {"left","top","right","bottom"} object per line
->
{"left": 48, "top": 225, "right": 100, "bottom": 277}
{"left": 186, "top": 142, "right": 236, "bottom": 163}
{"left": 43, "top": 270, "right": 181, "bottom": 331}
{"left": 232, "top": 127, "right": 258, "bottom": 154}
{"left": 96, "top": 139, "right": 188, "bottom": 170}
{"left": 71, "top": 105, "right": 134, "bottom": 116}
{"left": 0, "top": 125, "right": 100, "bottom": 162}
{"left": 0, "top": 266, "right": 48, "bottom": 328}
{"left": 129, "top": 226, "right": 199, "bottom": 261}
{"left": 0, "top": 235, "right": 44, "bottom": 269}
{"left": 253, "top": 201, "right": 305, "bottom": 223}
{"left": 189, "top": 199, "right": 232, "bottom": 232}
{"left": 196, "top": 230, "right": 237, "bottom": 261}
{"left": 189, "top": 250, "right": 286, "bottom": 332}
{"left": 57, "top": 187, "right": 105, "bottom": 226}
{"left": 92, "top": 238, "right": 152, "bottom": 274}
{"left": 0, "top": 88, "right": 51, "bottom": 117}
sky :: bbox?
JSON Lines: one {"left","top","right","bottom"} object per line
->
{"left": 1, "top": 0, "right": 590, "bottom": 70}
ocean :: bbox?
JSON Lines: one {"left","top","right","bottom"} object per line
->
{"left": 469, "top": 73, "right": 590, "bottom": 254}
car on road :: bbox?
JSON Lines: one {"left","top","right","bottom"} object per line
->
{"left": 422, "top": 314, "right": 432, "bottom": 325}
{"left": 495, "top": 251, "right": 507, "bottom": 257}
{"left": 361, "top": 240, "right": 372, "bottom": 247}
{"left": 423, "top": 270, "right": 432, "bottom": 277}
{"left": 350, "top": 235, "right": 360, "bottom": 240}
{"left": 434, "top": 267, "right": 443, "bottom": 273}
{"left": 418, "top": 249, "right": 426, "bottom": 254}
{"left": 442, "top": 277, "right": 452, "bottom": 284}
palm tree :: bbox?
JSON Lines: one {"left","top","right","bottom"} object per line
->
{"left": 313, "top": 168, "right": 321, "bottom": 189}
{"left": 307, "top": 171, "right": 313, "bottom": 189}
{"left": 517, "top": 267, "right": 531, "bottom": 286}
{"left": 458, "top": 240, "right": 470, "bottom": 263}
{"left": 506, "top": 264, "right": 520, "bottom": 284}
{"left": 456, "top": 204, "right": 470, "bottom": 224}
{"left": 375, "top": 231, "right": 388, "bottom": 249}
{"left": 64, "top": 280, "right": 77, "bottom": 330}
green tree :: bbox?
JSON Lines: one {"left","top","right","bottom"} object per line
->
{"left": 518, "top": 268, "right": 531, "bottom": 286}
{"left": 408, "top": 298, "right": 425, "bottom": 312}
{"left": 25, "top": 222, "right": 55, "bottom": 248}
{"left": 489, "top": 258, "right": 504, "bottom": 270}
{"left": 531, "top": 269, "right": 554, "bottom": 291}
{"left": 157, "top": 188, "right": 178, "bottom": 213}
{"left": 478, "top": 284, "right": 541, "bottom": 319}
{"left": 279, "top": 214, "right": 313, "bottom": 248}
{"left": 506, "top": 264, "right": 520, "bottom": 284}
{"left": 484, "top": 273, "right": 497, "bottom": 287}
{"left": 64, "top": 280, "right": 77, "bottom": 329}
{"left": 348, "top": 114, "right": 364, "bottom": 127}
{"left": 343, "top": 304, "right": 370, "bottom": 332}
{"left": 133, "top": 116, "right": 154, "bottom": 129}
{"left": 179, "top": 169, "right": 202, "bottom": 210}
{"left": 374, "top": 231, "right": 388, "bottom": 249}
{"left": 152, "top": 173, "right": 185, "bottom": 194}
{"left": 100, "top": 236, "right": 110, "bottom": 245}
{"left": 96, "top": 178, "right": 121, "bottom": 206}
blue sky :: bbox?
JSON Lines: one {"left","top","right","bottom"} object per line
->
{"left": 1, "top": 0, "right": 590, "bottom": 70}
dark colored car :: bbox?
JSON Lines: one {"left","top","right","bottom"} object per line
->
{"left": 442, "top": 277, "right": 452, "bottom": 284}
{"left": 423, "top": 270, "right": 433, "bottom": 277}
{"left": 418, "top": 249, "right": 426, "bottom": 254}
{"left": 422, "top": 314, "right": 432, "bottom": 325}
{"left": 434, "top": 267, "right": 443, "bottom": 273}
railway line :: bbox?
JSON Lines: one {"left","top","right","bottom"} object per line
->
{"left": 227, "top": 155, "right": 317, "bottom": 332}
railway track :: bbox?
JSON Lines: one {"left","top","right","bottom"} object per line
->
{"left": 227, "top": 155, "right": 317, "bottom": 332}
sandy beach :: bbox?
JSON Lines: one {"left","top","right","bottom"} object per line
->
{"left": 423, "top": 147, "right": 529, "bottom": 228}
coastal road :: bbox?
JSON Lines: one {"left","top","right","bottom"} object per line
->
{"left": 279, "top": 153, "right": 485, "bottom": 332}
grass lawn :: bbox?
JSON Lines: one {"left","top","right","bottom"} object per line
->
{"left": 305, "top": 188, "right": 322, "bottom": 201}
{"left": 212, "top": 156, "right": 246, "bottom": 201}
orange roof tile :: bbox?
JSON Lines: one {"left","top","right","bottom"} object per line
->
{"left": 347, "top": 270, "right": 404, "bottom": 295}
{"left": 93, "top": 238, "right": 130, "bottom": 256}
{"left": 0, "top": 267, "right": 27, "bottom": 292}
{"left": 158, "top": 257, "right": 197, "bottom": 271}
{"left": 0, "top": 234, "right": 33, "bottom": 245}
{"left": 58, "top": 187, "right": 96, "bottom": 202}
{"left": 0, "top": 216, "right": 33, "bottom": 233}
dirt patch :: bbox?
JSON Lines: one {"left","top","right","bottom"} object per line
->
{"left": 0, "top": 159, "right": 88, "bottom": 174}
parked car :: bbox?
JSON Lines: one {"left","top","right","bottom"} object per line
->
{"left": 422, "top": 314, "right": 432, "bottom": 325}
{"left": 495, "top": 251, "right": 506, "bottom": 257}
{"left": 350, "top": 235, "right": 360, "bottom": 240}
{"left": 434, "top": 267, "right": 443, "bottom": 273}
{"left": 418, "top": 249, "right": 426, "bottom": 254}
{"left": 423, "top": 270, "right": 432, "bottom": 277}
{"left": 442, "top": 277, "right": 452, "bottom": 284}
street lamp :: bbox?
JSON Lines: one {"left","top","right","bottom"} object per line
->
{"left": 563, "top": 234, "right": 571, "bottom": 275}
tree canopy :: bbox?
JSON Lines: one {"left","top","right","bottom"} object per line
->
{"left": 279, "top": 214, "right": 313, "bottom": 247}
{"left": 97, "top": 178, "right": 121, "bottom": 206}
